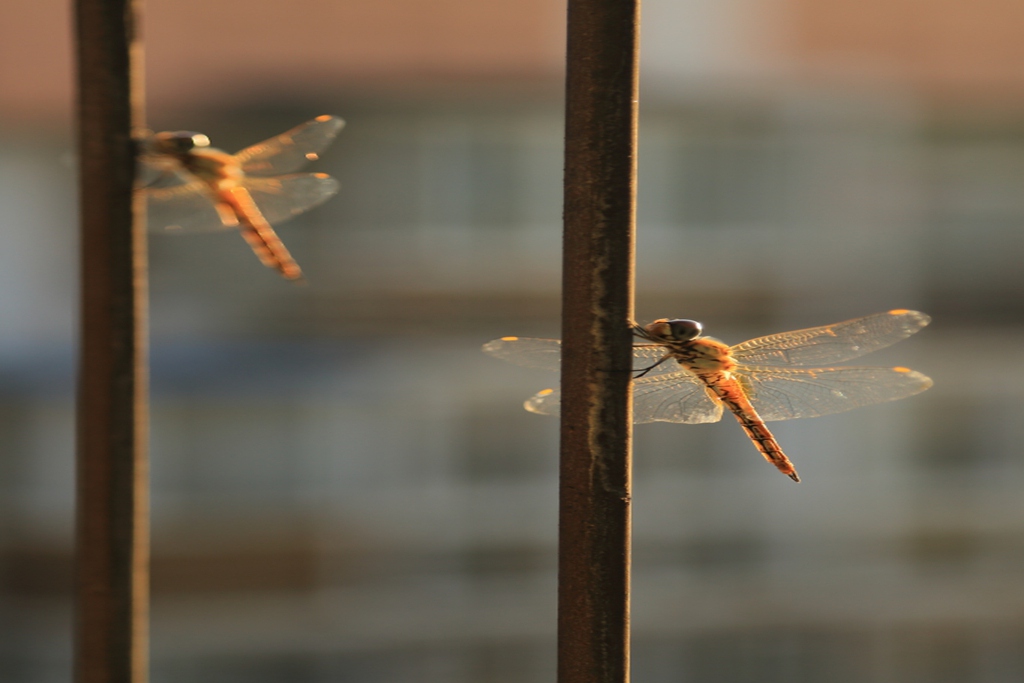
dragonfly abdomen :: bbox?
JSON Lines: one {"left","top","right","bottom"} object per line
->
{"left": 191, "top": 152, "right": 303, "bottom": 280}
{"left": 704, "top": 374, "right": 801, "bottom": 482}
{"left": 221, "top": 187, "right": 303, "bottom": 281}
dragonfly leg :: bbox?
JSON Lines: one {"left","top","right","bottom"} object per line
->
{"left": 634, "top": 354, "right": 672, "bottom": 378}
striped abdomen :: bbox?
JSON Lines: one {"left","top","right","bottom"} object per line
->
{"left": 221, "top": 186, "right": 303, "bottom": 281}
{"left": 703, "top": 372, "right": 801, "bottom": 482}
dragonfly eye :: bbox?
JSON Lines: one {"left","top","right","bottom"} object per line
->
{"left": 666, "top": 319, "right": 702, "bottom": 341}
{"left": 152, "top": 131, "right": 211, "bottom": 155}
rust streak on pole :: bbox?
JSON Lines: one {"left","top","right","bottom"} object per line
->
{"left": 559, "top": 1, "right": 639, "bottom": 682}
{"left": 74, "top": 0, "right": 149, "bottom": 681}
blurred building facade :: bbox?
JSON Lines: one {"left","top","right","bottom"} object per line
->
{"left": 4, "top": 1, "right": 1024, "bottom": 682}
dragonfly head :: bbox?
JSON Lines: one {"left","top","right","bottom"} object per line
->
{"left": 643, "top": 318, "right": 703, "bottom": 342}
{"left": 150, "top": 131, "right": 211, "bottom": 157}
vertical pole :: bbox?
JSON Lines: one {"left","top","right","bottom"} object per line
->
{"left": 74, "top": 0, "right": 149, "bottom": 681}
{"left": 559, "top": 1, "right": 639, "bottom": 683}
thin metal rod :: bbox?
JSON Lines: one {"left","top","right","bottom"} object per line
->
{"left": 74, "top": 0, "right": 149, "bottom": 681}
{"left": 559, "top": 0, "right": 639, "bottom": 682}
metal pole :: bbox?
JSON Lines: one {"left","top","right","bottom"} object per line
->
{"left": 74, "top": 0, "right": 149, "bottom": 681}
{"left": 559, "top": 1, "right": 639, "bottom": 682}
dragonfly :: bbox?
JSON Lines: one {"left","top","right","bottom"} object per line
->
{"left": 483, "top": 309, "right": 933, "bottom": 482}
{"left": 138, "top": 114, "right": 344, "bottom": 281}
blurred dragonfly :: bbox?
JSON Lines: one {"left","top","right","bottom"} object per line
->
{"left": 138, "top": 115, "right": 344, "bottom": 281}
{"left": 483, "top": 309, "right": 933, "bottom": 482}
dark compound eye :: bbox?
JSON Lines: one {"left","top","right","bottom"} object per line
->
{"left": 666, "top": 319, "right": 702, "bottom": 341}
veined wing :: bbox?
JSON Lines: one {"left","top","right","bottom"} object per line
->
{"left": 633, "top": 371, "right": 722, "bottom": 424}
{"left": 146, "top": 173, "right": 339, "bottom": 233}
{"left": 520, "top": 371, "right": 721, "bottom": 424}
{"left": 482, "top": 335, "right": 715, "bottom": 422}
{"left": 145, "top": 179, "right": 231, "bottom": 232}
{"left": 482, "top": 337, "right": 681, "bottom": 374}
{"left": 241, "top": 174, "right": 339, "bottom": 225}
{"left": 730, "top": 310, "right": 930, "bottom": 367}
{"left": 483, "top": 337, "right": 561, "bottom": 371}
{"left": 233, "top": 115, "right": 345, "bottom": 177}
{"left": 524, "top": 387, "right": 559, "bottom": 415}
{"left": 737, "top": 364, "right": 933, "bottom": 421}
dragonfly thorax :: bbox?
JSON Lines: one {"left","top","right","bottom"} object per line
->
{"left": 670, "top": 337, "right": 736, "bottom": 374}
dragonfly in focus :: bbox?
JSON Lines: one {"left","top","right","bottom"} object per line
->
{"left": 483, "top": 309, "right": 933, "bottom": 482}
{"left": 138, "top": 115, "right": 344, "bottom": 281}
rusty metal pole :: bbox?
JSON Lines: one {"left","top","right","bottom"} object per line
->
{"left": 74, "top": 0, "right": 149, "bottom": 681}
{"left": 559, "top": 1, "right": 639, "bottom": 682}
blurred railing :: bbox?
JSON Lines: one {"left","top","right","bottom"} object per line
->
{"left": 74, "top": 0, "right": 149, "bottom": 682}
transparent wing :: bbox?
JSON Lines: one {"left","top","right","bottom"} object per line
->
{"left": 482, "top": 337, "right": 683, "bottom": 374}
{"left": 482, "top": 337, "right": 561, "bottom": 371}
{"left": 144, "top": 174, "right": 338, "bottom": 233}
{"left": 233, "top": 115, "right": 345, "bottom": 176}
{"left": 521, "top": 363, "right": 932, "bottom": 423}
{"left": 524, "top": 387, "right": 560, "bottom": 416}
{"left": 632, "top": 371, "right": 723, "bottom": 424}
{"left": 520, "top": 372, "right": 722, "bottom": 424}
{"left": 482, "top": 336, "right": 717, "bottom": 423}
{"left": 737, "top": 364, "right": 933, "bottom": 421}
{"left": 145, "top": 179, "right": 231, "bottom": 232}
{"left": 240, "top": 173, "right": 339, "bottom": 225}
{"left": 730, "top": 310, "right": 930, "bottom": 367}
{"left": 136, "top": 156, "right": 174, "bottom": 189}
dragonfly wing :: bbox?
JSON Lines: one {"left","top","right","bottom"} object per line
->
{"left": 137, "top": 157, "right": 173, "bottom": 189}
{"left": 482, "top": 337, "right": 561, "bottom": 371}
{"left": 522, "top": 374, "right": 722, "bottom": 425}
{"left": 145, "top": 178, "right": 234, "bottom": 232}
{"left": 632, "top": 371, "right": 723, "bottom": 424}
{"left": 240, "top": 174, "right": 340, "bottom": 226}
{"left": 233, "top": 115, "right": 345, "bottom": 176}
{"left": 730, "top": 310, "right": 930, "bottom": 366}
{"left": 484, "top": 338, "right": 710, "bottom": 421}
{"left": 483, "top": 337, "right": 683, "bottom": 375}
{"left": 524, "top": 387, "right": 561, "bottom": 415}
{"left": 738, "top": 364, "right": 933, "bottom": 421}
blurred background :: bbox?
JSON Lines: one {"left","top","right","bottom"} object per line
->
{"left": 3, "top": 0, "right": 1024, "bottom": 681}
